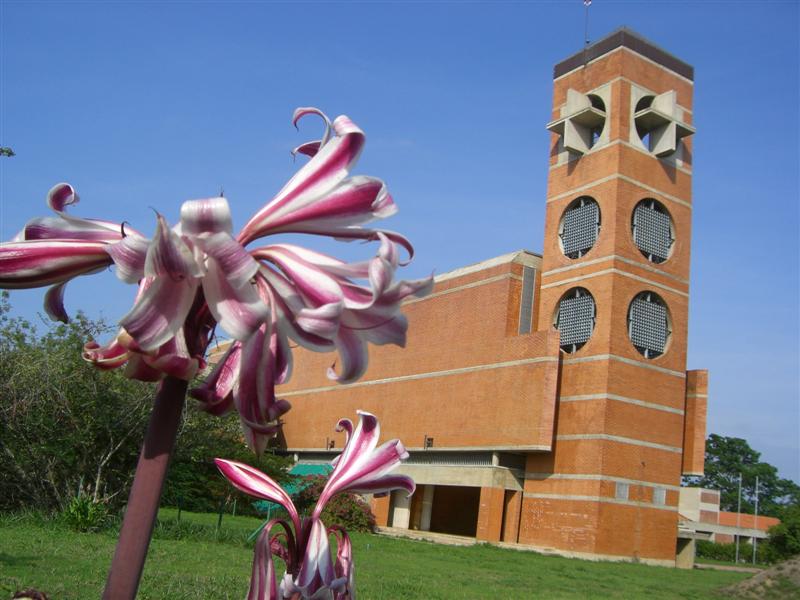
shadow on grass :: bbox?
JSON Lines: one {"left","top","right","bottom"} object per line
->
{"left": 0, "top": 551, "right": 40, "bottom": 567}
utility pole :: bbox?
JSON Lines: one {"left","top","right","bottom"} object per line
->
{"left": 735, "top": 472, "right": 742, "bottom": 563}
{"left": 752, "top": 476, "right": 760, "bottom": 564}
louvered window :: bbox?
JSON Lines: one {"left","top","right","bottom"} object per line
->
{"left": 632, "top": 199, "right": 673, "bottom": 263}
{"left": 518, "top": 266, "right": 536, "bottom": 334}
{"left": 560, "top": 197, "right": 600, "bottom": 259}
{"left": 555, "top": 288, "right": 595, "bottom": 353}
{"left": 628, "top": 291, "right": 671, "bottom": 359}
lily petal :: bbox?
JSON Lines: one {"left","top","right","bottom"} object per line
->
{"left": 142, "top": 330, "right": 203, "bottom": 381}
{"left": 245, "top": 176, "right": 396, "bottom": 241}
{"left": 0, "top": 240, "right": 112, "bottom": 289}
{"left": 239, "top": 114, "right": 366, "bottom": 245}
{"left": 22, "top": 215, "right": 125, "bottom": 243}
{"left": 119, "top": 276, "right": 199, "bottom": 352}
{"left": 295, "top": 518, "right": 341, "bottom": 599}
{"left": 234, "top": 321, "right": 291, "bottom": 455}
{"left": 292, "top": 140, "right": 322, "bottom": 159}
{"left": 144, "top": 214, "right": 202, "bottom": 280}
{"left": 105, "top": 232, "right": 149, "bottom": 283}
{"left": 82, "top": 337, "right": 130, "bottom": 370}
{"left": 330, "top": 526, "right": 355, "bottom": 600}
{"left": 214, "top": 458, "right": 300, "bottom": 532}
{"left": 44, "top": 281, "right": 70, "bottom": 323}
{"left": 203, "top": 258, "right": 269, "bottom": 342}
{"left": 247, "top": 519, "right": 296, "bottom": 600}
{"left": 190, "top": 341, "right": 241, "bottom": 415}
{"left": 327, "top": 328, "right": 367, "bottom": 383}
{"left": 254, "top": 246, "right": 345, "bottom": 309}
{"left": 47, "top": 182, "right": 79, "bottom": 212}
{"left": 180, "top": 196, "right": 234, "bottom": 236}
{"left": 314, "top": 412, "right": 414, "bottom": 518}
{"left": 123, "top": 353, "right": 165, "bottom": 382}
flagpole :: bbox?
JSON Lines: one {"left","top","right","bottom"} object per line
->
{"left": 735, "top": 472, "right": 742, "bottom": 563}
{"left": 752, "top": 476, "right": 760, "bottom": 564}
{"left": 584, "top": 0, "right": 591, "bottom": 46}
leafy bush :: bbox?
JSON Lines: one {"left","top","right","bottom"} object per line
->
{"left": 764, "top": 504, "right": 800, "bottom": 560}
{"left": 60, "top": 494, "right": 110, "bottom": 532}
{"left": 696, "top": 539, "right": 773, "bottom": 564}
{"left": 161, "top": 404, "right": 292, "bottom": 516}
{"left": 0, "top": 293, "right": 152, "bottom": 513}
{"left": 292, "top": 475, "right": 376, "bottom": 533}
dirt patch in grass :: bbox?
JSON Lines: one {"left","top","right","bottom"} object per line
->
{"left": 722, "top": 555, "right": 800, "bottom": 599}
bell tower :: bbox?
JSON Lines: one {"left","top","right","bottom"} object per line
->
{"left": 522, "top": 29, "right": 701, "bottom": 563}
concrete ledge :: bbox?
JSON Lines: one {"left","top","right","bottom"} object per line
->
{"left": 375, "top": 526, "right": 476, "bottom": 547}
{"left": 374, "top": 527, "right": 676, "bottom": 567}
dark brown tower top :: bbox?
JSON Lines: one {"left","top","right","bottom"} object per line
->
{"left": 554, "top": 27, "right": 694, "bottom": 81}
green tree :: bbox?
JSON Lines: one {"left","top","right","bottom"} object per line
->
{"left": 0, "top": 292, "right": 290, "bottom": 515}
{"left": 765, "top": 503, "right": 800, "bottom": 559}
{"left": 163, "top": 404, "right": 291, "bottom": 515}
{"left": 0, "top": 292, "right": 152, "bottom": 511}
{"left": 685, "top": 434, "right": 800, "bottom": 518}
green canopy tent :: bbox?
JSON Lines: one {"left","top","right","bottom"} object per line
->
{"left": 249, "top": 462, "right": 332, "bottom": 541}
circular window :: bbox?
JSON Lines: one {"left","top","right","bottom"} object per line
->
{"left": 559, "top": 197, "right": 601, "bottom": 259}
{"left": 627, "top": 291, "right": 671, "bottom": 359}
{"left": 631, "top": 199, "right": 674, "bottom": 264}
{"left": 554, "top": 287, "right": 596, "bottom": 353}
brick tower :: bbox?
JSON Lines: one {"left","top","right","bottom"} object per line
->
{"left": 522, "top": 29, "right": 705, "bottom": 563}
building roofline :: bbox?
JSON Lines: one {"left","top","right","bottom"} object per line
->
{"left": 434, "top": 249, "right": 542, "bottom": 283}
{"left": 554, "top": 27, "right": 694, "bottom": 81}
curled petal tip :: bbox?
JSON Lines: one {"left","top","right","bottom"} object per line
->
{"left": 44, "top": 281, "right": 70, "bottom": 323}
{"left": 47, "top": 182, "right": 79, "bottom": 212}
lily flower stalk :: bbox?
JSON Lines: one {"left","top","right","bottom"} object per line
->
{"left": 0, "top": 107, "right": 432, "bottom": 453}
{"left": 216, "top": 411, "right": 413, "bottom": 600}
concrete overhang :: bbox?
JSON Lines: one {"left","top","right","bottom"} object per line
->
{"left": 679, "top": 520, "right": 769, "bottom": 540}
{"left": 394, "top": 463, "right": 524, "bottom": 492}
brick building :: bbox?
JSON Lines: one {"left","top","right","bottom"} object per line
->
{"left": 275, "top": 28, "right": 708, "bottom": 566}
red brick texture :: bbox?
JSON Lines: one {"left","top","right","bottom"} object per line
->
{"left": 682, "top": 370, "right": 708, "bottom": 475}
{"left": 278, "top": 256, "right": 562, "bottom": 450}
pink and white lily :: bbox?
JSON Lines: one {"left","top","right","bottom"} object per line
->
{"left": 0, "top": 108, "right": 432, "bottom": 452}
{"left": 215, "top": 411, "right": 413, "bottom": 600}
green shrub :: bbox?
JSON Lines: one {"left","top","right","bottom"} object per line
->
{"left": 764, "top": 504, "right": 800, "bottom": 560}
{"left": 60, "top": 494, "right": 110, "bottom": 532}
{"left": 292, "top": 475, "right": 376, "bottom": 533}
{"left": 161, "top": 405, "right": 292, "bottom": 516}
{"left": 696, "top": 539, "right": 773, "bottom": 564}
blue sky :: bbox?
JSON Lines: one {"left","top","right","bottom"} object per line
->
{"left": 1, "top": 1, "right": 798, "bottom": 482}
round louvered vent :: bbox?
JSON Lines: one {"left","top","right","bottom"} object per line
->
{"left": 559, "top": 197, "right": 601, "bottom": 259}
{"left": 554, "top": 287, "right": 596, "bottom": 353}
{"left": 628, "top": 291, "right": 671, "bottom": 359}
{"left": 632, "top": 199, "right": 674, "bottom": 264}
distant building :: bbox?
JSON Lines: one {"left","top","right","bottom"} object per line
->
{"left": 679, "top": 487, "right": 780, "bottom": 546}
{"left": 274, "top": 28, "right": 708, "bottom": 567}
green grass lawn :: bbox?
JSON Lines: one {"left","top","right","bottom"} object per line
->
{"left": 0, "top": 509, "right": 750, "bottom": 599}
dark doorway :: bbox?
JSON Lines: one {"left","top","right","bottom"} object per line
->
{"left": 429, "top": 485, "right": 480, "bottom": 537}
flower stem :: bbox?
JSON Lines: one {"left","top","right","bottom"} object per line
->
{"left": 102, "top": 376, "right": 187, "bottom": 600}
